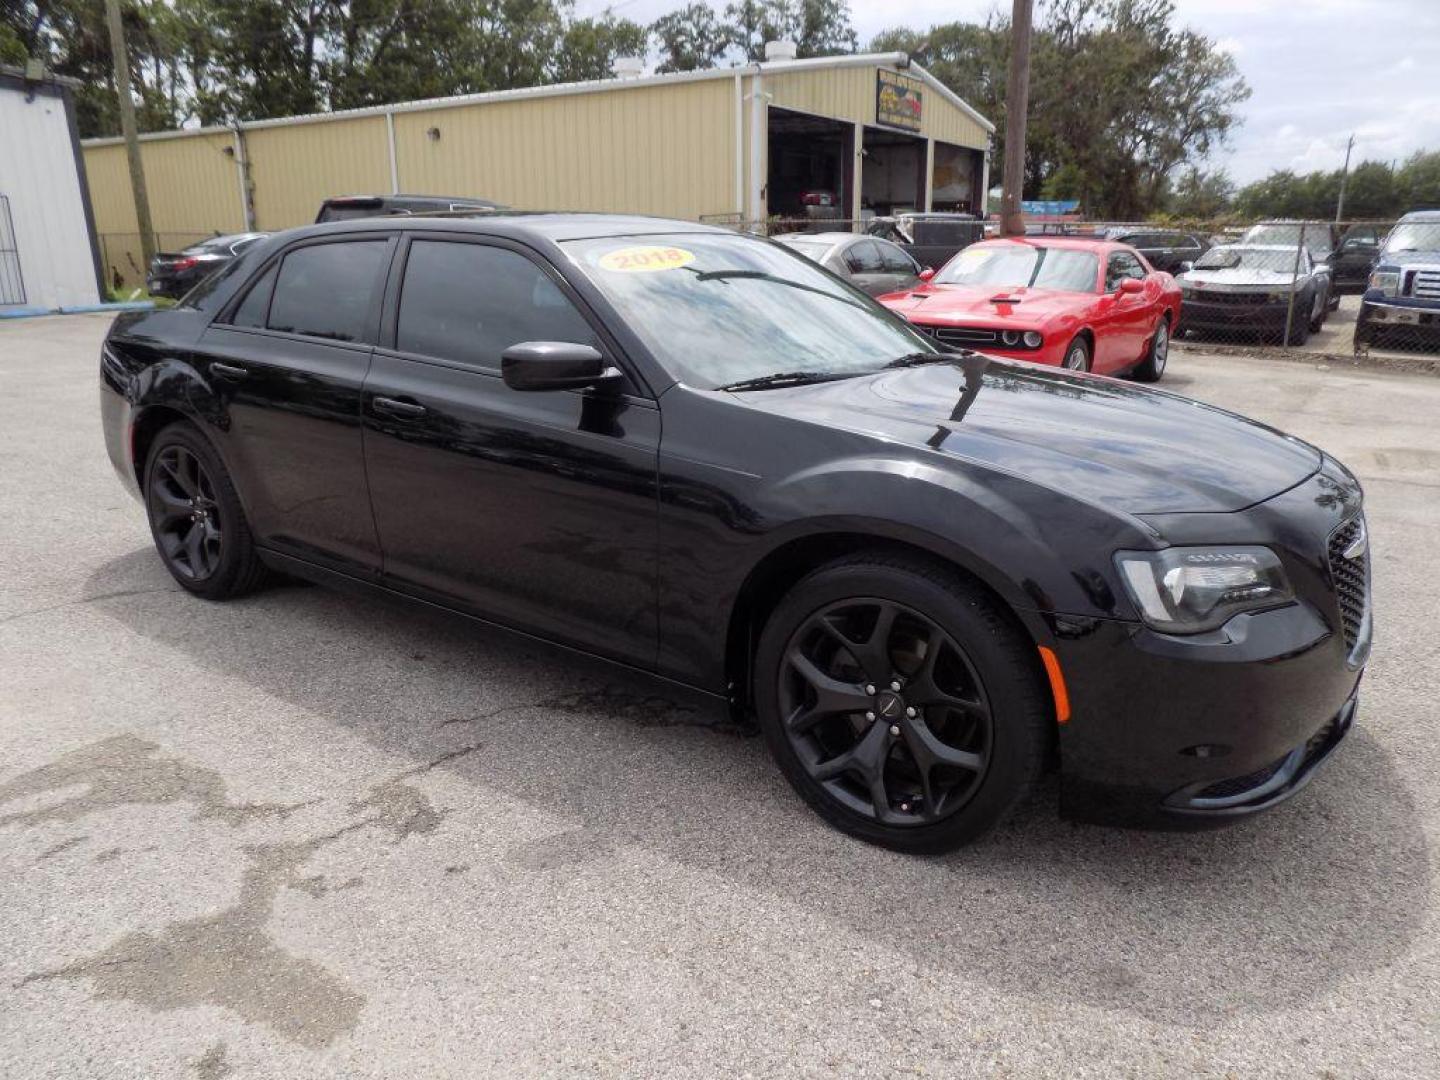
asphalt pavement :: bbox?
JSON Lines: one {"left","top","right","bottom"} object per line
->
{"left": 2, "top": 314, "right": 1437, "bottom": 1078}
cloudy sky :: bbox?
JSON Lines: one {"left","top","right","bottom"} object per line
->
{"left": 580, "top": 0, "right": 1440, "bottom": 184}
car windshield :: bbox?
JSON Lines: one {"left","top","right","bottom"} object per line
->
{"left": 1383, "top": 222, "right": 1440, "bottom": 254}
{"left": 1243, "top": 223, "right": 1330, "bottom": 252}
{"left": 1193, "top": 246, "right": 1302, "bottom": 272}
{"left": 934, "top": 244, "right": 1098, "bottom": 292}
{"left": 565, "top": 233, "right": 936, "bottom": 389}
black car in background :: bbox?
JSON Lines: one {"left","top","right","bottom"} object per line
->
{"left": 865, "top": 213, "right": 984, "bottom": 270}
{"left": 1331, "top": 223, "right": 1385, "bottom": 291}
{"left": 100, "top": 214, "right": 1367, "bottom": 852}
{"left": 315, "top": 193, "right": 506, "bottom": 222}
{"left": 146, "top": 233, "right": 269, "bottom": 299}
{"left": 1102, "top": 227, "right": 1210, "bottom": 274}
{"left": 773, "top": 231, "right": 926, "bottom": 295}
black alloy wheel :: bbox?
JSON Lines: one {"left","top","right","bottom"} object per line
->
{"left": 778, "top": 597, "right": 993, "bottom": 826}
{"left": 755, "top": 555, "right": 1049, "bottom": 852}
{"left": 148, "top": 444, "right": 224, "bottom": 580}
{"left": 143, "top": 422, "right": 268, "bottom": 599}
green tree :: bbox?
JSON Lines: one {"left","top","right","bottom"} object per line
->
{"left": 1164, "top": 167, "right": 1234, "bottom": 219}
{"left": 651, "top": 3, "right": 735, "bottom": 73}
{"left": 726, "top": 0, "right": 856, "bottom": 62}
{"left": 554, "top": 14, "right": 649, "bottom": 82}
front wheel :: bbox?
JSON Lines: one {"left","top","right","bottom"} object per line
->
{"left": 754, "top": 555, "right": 1050, "bottom": 853}
{"left": 143, "top": 421, "right": 268, "bottom": 600}
{"left": 1062, "top": 336, "right": 1091, "bottom": 373}
{"left": 1132, "top": 318, "right": 1169, "bottom": 382}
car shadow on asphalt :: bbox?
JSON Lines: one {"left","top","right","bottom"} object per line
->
{"left": 70, "top": 546, "right": 1433, "bottom": 1029}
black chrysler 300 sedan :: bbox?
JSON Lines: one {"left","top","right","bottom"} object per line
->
{"left": 99, "top": 214, "right": 1370, "bottom": 852}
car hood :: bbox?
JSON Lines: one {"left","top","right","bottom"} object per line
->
{"left": 735, "top": 356, "right": 1321, "bottom": 515}
{"left": 881, "top": 284, "right": 1088, "bottom": 324}
{"left": 1182, "top": 266, "right": 1308, "bottom": 288}
{"left": 1375, "top": 250, "right": 1440, "bottom": 270}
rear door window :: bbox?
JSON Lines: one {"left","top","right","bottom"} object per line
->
{"left": 395, "top": 240, "right": 599, "bottom": 373}
{"left": 878, "top": 241, "right": 917, "bottom": 273}
{"left": 844, "top": 240, "right": 884, "bottom": 274}
{"left": 267, "top": 241, "right": 388, "bottom": 343}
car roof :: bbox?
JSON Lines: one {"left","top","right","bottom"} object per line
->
{"left": 287, "top": 211, "right": 739, "bottom": 244}
{"left": 1399, "top": 209, "right": 1440, "bottom": 222}
{"left": 974, "top": 236, "right": 1118, "bottom": 252}
{"left": 774, "top": 232, "right": 862, "bottom": 244}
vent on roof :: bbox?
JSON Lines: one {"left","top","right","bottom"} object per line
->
{"left": 611, "top": 56, "right": 645, "bottom": 79}
{"left": 764, "top": 40, "right": 798, "bottom": 62}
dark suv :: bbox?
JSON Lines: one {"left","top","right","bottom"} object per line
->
{"left": 1354, "top": 210, "right": 1440, "bottom": 350}
{"left": 1102, "top": 228, "right": 1209, "bottom": 274}
{"left": 315, "top": 194, "right": 504, "bottom": 223}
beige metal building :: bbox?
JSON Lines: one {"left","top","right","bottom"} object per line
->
{"left": 81, "top": 50, "right": 992, "bottom": 285}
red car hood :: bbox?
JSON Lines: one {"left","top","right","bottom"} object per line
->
{"left": 880, "top": 283, "right": 1089, "bottom": 325}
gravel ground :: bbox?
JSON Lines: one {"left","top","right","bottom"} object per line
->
{"left": 2, "top": 313, "right": 1437, "bottom": 1079}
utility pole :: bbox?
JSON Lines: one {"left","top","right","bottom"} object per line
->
{"left": 1335, "top": 133, "right": 1355, "bottom": 224}
{"left": 104, "top": 0, "right": 156, "bottom": 271}
{"left": 999, "top": 0, "right": 1035, "bottom": 237}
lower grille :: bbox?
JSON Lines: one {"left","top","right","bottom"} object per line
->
{"left": 1326, "top": 515, "right": 1370, "bottom": 657}
{"left": 1191, "top": 290, "right": 1275, "bottom": 305}
{"left": 1195, "top": 757, "right": 1287, "bottom": 800}
{"left": 915, "top": 324, "right": 997, "bottom": 346}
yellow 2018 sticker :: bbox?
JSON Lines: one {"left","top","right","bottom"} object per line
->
{"left": 598, "top": 246, "right": 695, "bottom": 272}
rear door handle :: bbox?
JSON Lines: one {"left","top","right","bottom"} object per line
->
{"left": 211, "top": 362, "right": 248, "bottom": 381}
{"left": 372, "top": 396, "right": 428, "bottom": 420}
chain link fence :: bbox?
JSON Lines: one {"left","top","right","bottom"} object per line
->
{"left": 704, "top": 214, "right": 1439, "bottom": 361}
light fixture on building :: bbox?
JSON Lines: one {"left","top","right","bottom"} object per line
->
{"left": 427, "top": 126, "right": 441, "bottom": 142}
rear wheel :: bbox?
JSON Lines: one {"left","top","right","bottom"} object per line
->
{"left": 754, "top": 555, "right": 1049, "bottom": 853}
{"left": 1132, "top": 318, "right": 1169, "bottom": 382}
{"left": 1308, "top": 288, "right": 1327, "bottom": 333}
{"left": 143, "top": 422, "right": 267, "bottom": 600}
{"left": 1062, "top": 336, "right": 1091, "bottom": 373}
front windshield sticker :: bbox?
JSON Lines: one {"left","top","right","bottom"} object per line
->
{"left": 598, "top": 246, "right": 696, "bottom": 273}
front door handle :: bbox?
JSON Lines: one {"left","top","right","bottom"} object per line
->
{"left": 211, "top": 362, "right": 248, "bottom": 381}
{"left": 372, "top": 396, "right": 428, "bottom": 420}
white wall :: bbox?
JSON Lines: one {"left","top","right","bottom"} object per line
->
{"left": 0, "top": 79, "right": 100, "bottom": 309}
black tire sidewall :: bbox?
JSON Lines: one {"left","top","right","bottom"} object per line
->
{"left": 754, "top": 559, "right": 1047, "bottom": 853}
{"left": 143, "top": 422, "right": 258, "bottom": 599}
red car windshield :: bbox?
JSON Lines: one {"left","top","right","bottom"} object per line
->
{"left": 936, "top": 245, "right": 1098, "bottom": 293}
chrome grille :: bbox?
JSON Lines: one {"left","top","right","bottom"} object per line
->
{"left": 1326, "top": 515, "right": 1370, "bottom": 658}
{"left": 1410, "top": 269, "right": 1440, "bottom": 299}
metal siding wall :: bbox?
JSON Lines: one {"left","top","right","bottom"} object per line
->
{"left": 81, "top": 132, "right": 241, "bottom": 234}
{"left": 246, "top": 115, "right": 391, "bottom": 229}
{"left": 393, "top": 80, "right": 735, "bottom": 218}
{"left": 0, "top": 84, "right": 100, "bottom": 307}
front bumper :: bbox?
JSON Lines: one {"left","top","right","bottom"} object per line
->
{"left": 1049, "top": 461, "right": 1369, "bottom": 827}
{"left": 1179, "top": 296, "right": 1294, "bottom": 330}
{"left": 1355, "top": 298, "right": 1440, "bottom": 340}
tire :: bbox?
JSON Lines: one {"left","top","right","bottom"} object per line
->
{"left": 1308, "top": 288, "right": 1326, "bottom": 333}
{"left": 754, "top": 554, "right": 1050, "bottom": 853}
{"left": 1283, "top": 301, "right": 1311, "bottom": 346}
{"left": 1061, "top": 336, "right": 1091, "bottom": 373}
{"left": 1132, "top": 317, "right": 1169, "bottom": 382}
{"left": 143, "top": 421, "right": 268, "bottom": 600}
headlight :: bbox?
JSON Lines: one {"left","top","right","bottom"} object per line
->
{"left": 1268, "top": 289, "right": 1290, "bottom": 302}
{"left": 1115, "top": 546, "right": 1294, "bottom": 633}
{"left": 1369, "top": 270, "right": 1401, "bottom": 297}
{"left": 1022, "top": 331, "right": 1043, "bottom": 348}
{"left": 1001, "top": 330, "right": 1020, "bottom": 346}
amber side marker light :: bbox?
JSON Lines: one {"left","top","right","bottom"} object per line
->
{"left": 1037, "top": 646, "right": 1071, "bottom": 724}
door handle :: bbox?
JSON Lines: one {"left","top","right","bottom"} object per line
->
{"left": 372, "top": 396, "right": 428, "bottom": 420}
{"left": 211, "top": 362, "right": 248, "bottom": 381}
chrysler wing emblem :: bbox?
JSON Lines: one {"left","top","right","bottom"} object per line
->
{"left": 1343, "top": 518, "right": 1368, "bottom": 561}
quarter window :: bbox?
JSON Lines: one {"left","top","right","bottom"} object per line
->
{"left": 231, "top": 263, "right": 278, "bottom": 329}
{"left": 396, "top": 241, "right": 598, "bottom": 372}
{"left": 267, "top": 241, "right": 388, "bottom": 343}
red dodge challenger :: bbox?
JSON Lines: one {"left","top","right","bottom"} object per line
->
{"left": 879, "top": 237, "right": 1182, "bottom": 380}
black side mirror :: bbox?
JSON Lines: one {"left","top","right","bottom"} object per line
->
{"left": 1178, "top": 260, "right": 1194, "bottom": 273}
{"left": 501, "top": 341, "right": 619, "bottom": 392}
